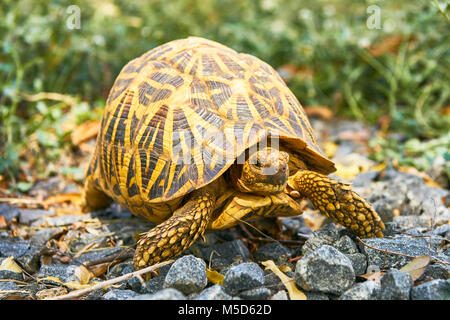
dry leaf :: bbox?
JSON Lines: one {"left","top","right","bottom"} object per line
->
{"left": 0, "top": 215, "right": 7, "bottom": 228}
{"left": 75, "top": 265, "right": 95, "bottom": 285}
{"left": 399, "top": 256, "right": 431, "bottom": 281}
{"left": 206, "top": 268, "right": 224, "bottom": 285}
{"left": 304, "top": 106, "right": 333, "bottom": 120}
{"left": 369, "top": 35, "right": 404, "bottom": 57}
{"left": 358, "top": 272, "right": 384, "bottom": 282}
{"left": 71, "top": 120, "right": 101, "bottom": 145}
{"left": 261, "top": 260, "right": 307, "bottom": 300}
{"left": 0, "top": 256, "right": 23, "bottom": 273}
{"left": 43, "top": 193, "right": 82, "bottom": 207}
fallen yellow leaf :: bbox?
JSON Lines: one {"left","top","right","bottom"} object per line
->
{"left": 261, "top": 260, "right": 306, "bottom": 300}
{"left": 0, "top": 257, "right": 23, "bottom": 273}
{"left": 206, "top": 268, "right": 224, "bottom": 286}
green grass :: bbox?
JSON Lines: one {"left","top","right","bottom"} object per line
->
{"left": 1, "top": 0, "right": 449, "bottom": 186}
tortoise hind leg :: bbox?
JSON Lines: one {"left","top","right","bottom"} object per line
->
{"left": 81, "top": 175, "right": 112, "bottom": 212}
{"left": 288, "top": 170, "right": 385, "bottom": 238}
{"left": 133, "top": 186, "right": 216, "bottom": 270}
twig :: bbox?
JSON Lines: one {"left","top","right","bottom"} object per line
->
{"left": 356, "top": 237, "right": 450, "bottom": 265}
{"left": 44, "top": 260, "right": 174, "bottom": 300}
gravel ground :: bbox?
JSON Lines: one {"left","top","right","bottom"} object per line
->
{"left": 1, "top": 121, "right": 449, "bottom": 300}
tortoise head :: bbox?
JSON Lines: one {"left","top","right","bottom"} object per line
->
{"left": 230, "top": 147, "right": 289, "bottom": 195}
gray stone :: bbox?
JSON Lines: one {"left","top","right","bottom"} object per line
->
{"left": 0, "top": 239, "right": 41, "bottom": 273}
{"left": 239, "top": 287, "right": 271, "bottom": 300}
{"left": 301, "top": 223, "right": 340, "bottom": 256}
{"left": 339, "top": 281, "right": 380, "bottom": 300}
{"left": 270, "top": 290, "right": 289, "bottom": 300}
{"left": 304, "top": 291, "right": 329, "bottom": 300}
{"left": 103, "top": 289, "right": 138, "bottom": 300}
{"left": 132, "top": 288, "right": 186, "bottom": 300}
{"left": 295, "top": 245, "right": 355, "bottom": 295}
{"left": 336, "top": 236, "right": 359, "bottom": 254}
{"left": 31, "top": 214, "right": 91, "bottom": 228}
{"left": 417, "top": 264, "right": 449, "bottom": 282}
{"left": 411, "top": 279, "right": 450, "bottom": 300}
{"left": 264, "top": 271, "right": 284, "bottom": 294}
{"left": 29, "top": 227, "right": 63, "bottom": 246}
{"left": 223, "top": 262, "right": 265, "bottom": 295}
{"left": 194, "top": 284, "right": 233, "bottom": 300}
{"left": 0, "top": 204, "right": 20, "bottom": 222}
{"left": 0, "top": 280, "right": 31, "bottom": 299}
{"left": 253, "top": 242, "right": 291, "bottom": 264}
{"left": 200, "top": 239, "right": 250, "bottom": 270}
{"left": 358, "top": 237, "right": 437, "bottom": 269}
{"left": 379, "top": 269, "right": 413, "bottom": 300}
{"left": 37, "top": 264, "right": 81, "bottom": 284}
{"left": 0, "top": 269, "right": 24, "bottom": 281}
{"left": 163, "top": 255, "right": 207, "bottom": 295}
{"left": 18, "top": 209, "right": 54, "bottom": 224}
{"left": 346, "top": 253, "right": 367, "bottom": 275}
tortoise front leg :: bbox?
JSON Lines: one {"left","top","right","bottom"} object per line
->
{"left": 133, "top": 187, "right": 216, "bottom": 270}
{"left": 288, "top": 170, "right": 385, "bottom": 238}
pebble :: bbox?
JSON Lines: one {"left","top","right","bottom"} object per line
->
{"left": 252, "top": 242, "right": 291, "bottom": 264}
{"left": 239, "top": 287, "right": 271, "bottom": 300}
{"left": 295, "top": 245, "right": 355, "bottom": 295}
{"left": 335, "top": 235, "right": 359, "bottom": 255}
{"left": 339, "top": 281, "right": 380, "bottom": 300}
{"left": 411, "top": 279, "right": 450, "bottom": 300}
{"left": 103, "top": 289, "right": 138, "bottom": 300}
{"left": 0, "top": 239, "right": 41, "bottom": 273}
{"left": 163, "top": 255, "right": 207, "bottom": 295}
{"left": 200, "top": 239, "right": 251, "bottom": 270}
{"left": 358, "top": 237, "right": 437, "bottom": 269}
{"left": 270, "top": 290, "right": 289, "bottom": 300}
{"left": 132, "top": 288, "right": 186, "bottom": 300}
{"left": 0, "top": 204, "right": 20, "bottom": 222}
{"left": 194, "top": 284, "right": 233, "bottom": 300}
{"left": 37, "top": 264, "right": 81, "bottom": 284}
{"left": 18, "top": 209, "right": 54, "bottom": 225}
{"left": 223, "top": 262, "right": 265, "bottom": 295}
{"left": 345, "top": 253, "right": 368, "bottom": 275}
{"left": 379, "top": 269, "right": 413, "bottom": 300}
{"left": 301, "top": 223, "right": 340, "bottom": 256}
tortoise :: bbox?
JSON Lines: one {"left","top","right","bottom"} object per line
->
{"left": 81, "top": 37, "right": 385, "bottom": 270}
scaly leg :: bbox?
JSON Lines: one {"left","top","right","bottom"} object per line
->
{"left": 133, "top": 186, "right": 216, "bottom": 270}
{"left": 288, "top": 170, "right": 385, "bottom": 238}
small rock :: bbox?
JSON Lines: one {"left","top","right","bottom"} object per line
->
{"left": 253, "top": 242, "right": 291, "bottom": 264}
{"left": 0, "top": 269, "right": 24, "bottom": 282}
{"left": 0, "top": 204, "right": 20, "bottom": 222}
{"left": 304, "top": 291, "right": 329, "bottom": 300}
{"left": 0, "top": 281, "right": 30, "bottom": 300}
{"left": 223, "top": 262, "right": 265, "bottom": 295}
{"left": 18, "top": 209, "right": 54, "bottom": 224}
{"left": 379, "top": 269, "right": 413, "bottom": 300}
{"left": 239, "top": 287, "right": 271, "bottom": 300}
{"left": 37, "top": 264, "right": 81, "bottom": 284}
{"left": 0, "top": 239, "right": 41, "bottom": 273}
{"left": 29, "top": 227, "right": 63, "bottom": 246}
{"left": 394, "top": 216, "right": 435, "bottom": 229}
{"left": 345, "top": 253, "right": 367, "bottom": 275}
{"left": 200, "top": 239, "right": 251, "bottom": 270}
{"left": 339, "top": 281, "right": 380, "bottom": 300}
{"left": 411, "top": 279, "right": 450, "bottom": 300}
{"left": 301, "top": 224, "right": 340, "bottom": 256}
{"left": 31, "top": 214, "right": 91, "bottom": 228}
{"left": 358, "top": 238, "right": 436, "bottom": 269}
{"left": 194, "top": 284, "right": 233, "bottom": 300}
{"left": 163, "top": 255, "right": 207, "bottom": 295}
{"left": 270, "top": 290, "right": 289, "bottom": 300}
{"left": 295, "top": 245, "right": 355, "bottom": 295}
{"left": 132, "top": 288, "right": 186, "bottom": 300}
{"left": 103, "top": 289, "right": 138, "bottom": 300}
{"left": 335, "top": 236, "right": 359, "bottom": 254}
{"left": 417, "top": 264, "right": 450, "bottom": 282}
{"left": 263, "top": 271, "right": 284, "bottom": 294}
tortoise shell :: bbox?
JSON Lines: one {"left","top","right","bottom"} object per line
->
{"left": 89, "top": 37, "right": 335, "bottom": 214}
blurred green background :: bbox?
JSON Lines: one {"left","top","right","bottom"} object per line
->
{"left": 0, "top": 0, "right": 449, "bottom": 190}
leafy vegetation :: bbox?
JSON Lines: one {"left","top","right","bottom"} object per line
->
{"left": 1, "top": 0, "right": 449, "bottom": 188}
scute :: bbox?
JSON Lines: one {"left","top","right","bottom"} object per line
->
{"left": 94, "top": 37, "right": 335, "bottom": 207}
